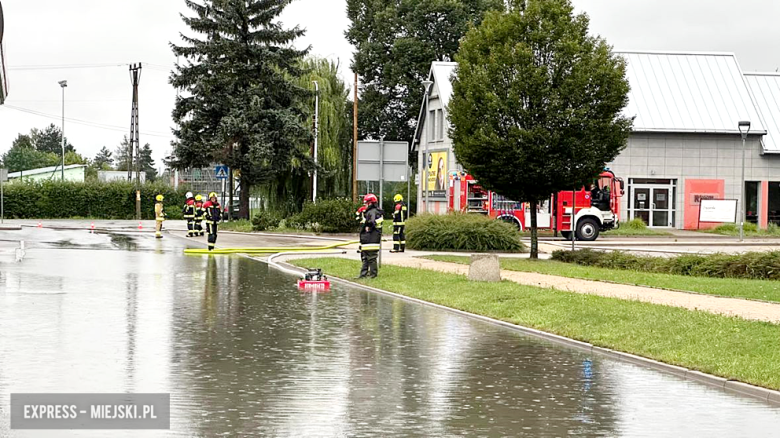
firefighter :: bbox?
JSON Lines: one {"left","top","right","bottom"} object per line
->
{"left": 357, "top": 193, "right": 383, "bottom": 279}
{"left": 154, "top": 194, "right": 165, "bottom": 239}
{"left": 355, "top": 205, "right": 367, "bottom": 253}
{"left": 390, "top": 194, "right": 407, "bottom": 253}
{"left": 202, "top": 192, "right": 222, "bottom": 251}
{"left": 194, "top": 194, "right": 205, "bottom": 236}
{"left": 183, "top": 192, "right": 196, "bottom": 237}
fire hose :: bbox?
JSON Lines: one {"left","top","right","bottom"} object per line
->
{"left": 183, "top": 240, "right": 358, "bottom": 255}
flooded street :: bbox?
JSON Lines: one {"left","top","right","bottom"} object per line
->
{"left": 1, "top": 229, "right": 780, "bottom": 437}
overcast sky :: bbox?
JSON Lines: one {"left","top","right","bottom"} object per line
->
{"left": 1, "top": 0, "right": 778, "bottom": 171}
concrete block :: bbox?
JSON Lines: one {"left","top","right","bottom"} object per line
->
{"left": 648, "top": 156, "right": 665, "bottom": 167}
{"left": 768, "top": 390, "right": 780, "bottom": 404}
{"left": 723, "top": 380, "right": 771, "bottom": 401}
{"left": 630, "top": 136, "right": 649, "bottom": 149}
{"left": 700, "top": 148, "right": 718, "bottom": 158}
{"left": 717, "top": 157, "right": 735, "bottom": 168}
{"left": 631, "top": 147, "right": 649, "bottom": 157}
{"left": 647, "top": 138, "right": 666, "bottom": 149}
{"left": 699, "top": 157, "right": 717, "bottom": 168}
{"left": 630, "top": 156, "right": 648, "bottom": 166}
{"left": 682, "top": 157, "right": 701, "bottom": 168}
{"left": 630, "top": 165, "right": 648, "bottom": 175}
{"left": 665, "top": 148, "right": 683, "bottom": 158}
{"left": 663, "top": 166, "right": 683, "bottom": 176}
{"left": 717, "top": 167, "right": 736, "bottom": 177}
{"left": 469, "top": 254, "right": 501, "bottom": 282}
{"left": 666, "top": 137, "right": 684, "bottom": 150}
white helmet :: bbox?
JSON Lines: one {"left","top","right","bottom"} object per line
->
{"left": 186, "top": 192, "right": 193, "bottom": 199}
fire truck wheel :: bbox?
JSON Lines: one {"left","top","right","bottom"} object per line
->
{"left": 575, "top": 218, "right": 600, "bottom": 241}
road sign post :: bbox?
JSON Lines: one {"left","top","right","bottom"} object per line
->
{"left": 0, "top": 168, "right": 7, "bottom": 224}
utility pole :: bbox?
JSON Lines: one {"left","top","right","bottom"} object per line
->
{"left": 353, "top": 72, "right": 359, "bottom": 203}
{"left": 129, "top": 63, "right": 142, "bottom": 220}
{"left": 313, "top": 81, "right": 319, "bottom": 203}
{"left": 58, "top": 80, "right": 68, "bottom": 181}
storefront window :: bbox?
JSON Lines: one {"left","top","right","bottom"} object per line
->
{"left": 746, "top": 182, "right": 759, "bottom": 225}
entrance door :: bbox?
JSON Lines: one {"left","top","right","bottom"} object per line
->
{"left": 631, "top": 183, "right": 675, "bottom": 227}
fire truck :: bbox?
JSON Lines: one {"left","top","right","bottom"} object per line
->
{"left": 448, "top": 170, "right": 625, "bottom": 241}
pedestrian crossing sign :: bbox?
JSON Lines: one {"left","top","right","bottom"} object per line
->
{"left": 215, "top": 165, "right": 229, "bottom": 180}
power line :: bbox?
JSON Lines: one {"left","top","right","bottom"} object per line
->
{"left": 8, "top": 63, "right": 127, "bottom": 71}
{"left": 0, "top": 105, "right": 173, "bottom": 139}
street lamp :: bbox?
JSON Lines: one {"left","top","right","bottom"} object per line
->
{"left": 422, "top": 80, "right": 434, "bottom": 213}
{"left": 312, "top": 80, "right": 319, "bottom": 203}
{"left": 58, "top": 80, "right": 68, "bottom": 182}
{"left": 738, "top": 120, "right": 751, "bottom": 242}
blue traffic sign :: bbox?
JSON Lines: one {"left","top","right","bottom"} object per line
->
{"left": 215, "top": 165, "right": 229, "bottom": 180}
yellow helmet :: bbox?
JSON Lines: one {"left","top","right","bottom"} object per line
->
{"left": 156, "top": 194, "right": 164, "bottom": 202}
{"left": 195, "top": 194, "right": 203, "bottom": 201}
{"left": 208, "top": 192, "right": 218, "bottom": 199}
{"left": 394, "top": 194, "right": 403, "bottom": 202}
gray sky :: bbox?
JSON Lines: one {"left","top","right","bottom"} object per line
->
{"left": 1, "top": 0, "right": 778, "bottom": 170}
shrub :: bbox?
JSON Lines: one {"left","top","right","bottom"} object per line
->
{"left": 2, "top": 180, "right": 186, "bottom": 220}
{"left": 251, "top": 210, "right": 283, "bottom": 231}
{"left": 288, "top": 198, "right": 362, "bottom": 233}
{"left": 623, "top": 218, "right": 648, "bottom": 230}
{"left": 713, "top": 222, "right": 758, "bottom": 235}
{"left": 406, "top": 213, "right": 524, "bottom": 252}
{"left": 552, "top": 249, "right": 780, "bottom": 280}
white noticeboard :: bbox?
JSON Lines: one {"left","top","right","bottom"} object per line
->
{"left": 699, "top": 199, "right": 737, "bottom": 223}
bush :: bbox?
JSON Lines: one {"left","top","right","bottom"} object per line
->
{"left": 406, "top": 213, "right": 524, "bottom": 252}
{"left": 251, "top": 210, "right": 283, "bottom": 231}
{"left": 551, "top": 248, "right": 780, "bottom": 280}
{"left": 1, "top": 180, "right": 187, "bottom": 220}
{"left": 623, "top": 218, "right": 648, "bottom": 230}
{"left": 286, "top": 198, "right": 362, "bottom": 233}
{"left": 712, "top": 222, "right": 758, "bottom": 235}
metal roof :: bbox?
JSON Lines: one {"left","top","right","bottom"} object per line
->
{"left": 619, "top": 51, "right": 765, "bottom": 135}
{"left": 745, "top": 73, "right": 780, "bottom": 153}
{"left": 8, "top": 164, "right": 87, "bottom": 179}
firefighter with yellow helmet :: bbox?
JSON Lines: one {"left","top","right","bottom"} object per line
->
{"left": 202, "top": 192, "right": 222, "bottom": 251}
{"left": 154, "top": 194, "right": 165, "bottom": 239}
{"left": 194, "top": 194, "right": 205, "bottom": 236}
{"left": 390, "top": 194, "right": 407, "bottom": 253}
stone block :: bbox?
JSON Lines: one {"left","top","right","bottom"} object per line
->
{"left": 469, "top": 254, "right": 501, "bottom": 282}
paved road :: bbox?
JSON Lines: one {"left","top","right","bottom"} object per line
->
{"left": 1, "top": 227, "right": 780, "bottom": 436}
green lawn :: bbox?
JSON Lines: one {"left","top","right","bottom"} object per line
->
{"left": 291, "top": 257, "right": 780, "bottom": 390}
{"left": 602, "top": 227, "right": 671, "bottom": 236}
{"left": 218, "top": 220, "right": 254, "bottom": 233}
{"left": 423, "top": 255, "right": 780, "bottom": 303}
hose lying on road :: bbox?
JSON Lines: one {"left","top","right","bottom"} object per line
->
{"left": 266, "top": 250, "right": 348, "bottom": 278}
{"left": 182, "top": 240, "right": 358, "bottom": 255}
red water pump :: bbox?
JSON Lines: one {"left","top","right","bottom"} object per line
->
{"left": 297, "top": 268, "right": 331, "bottom": 291}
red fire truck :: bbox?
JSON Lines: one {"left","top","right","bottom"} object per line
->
{"left": 448, "top": 170, "right": 625, "bottom": 241}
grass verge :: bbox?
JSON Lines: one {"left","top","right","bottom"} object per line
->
{"left": 218, "top": 220, "right": 254, "bottom": 233}
{"left": 291, "top": 257, "right": 780, "bottom": 390}
{"left": 423, "top": 255, "right": 780, "bottom": 303}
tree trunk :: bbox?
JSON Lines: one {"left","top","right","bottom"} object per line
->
{"left": 240, "top": 175, "right": 250, "bottom": 220}
{"left": 530, "top": 199, "right": 539, "bottom": 259}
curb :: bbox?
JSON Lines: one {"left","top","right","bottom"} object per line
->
{"left": 270, "top": 257, "right": 780, "bottom": 406}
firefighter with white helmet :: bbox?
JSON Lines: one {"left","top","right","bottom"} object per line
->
{"left": 194, "top": 194, "right": 205, "bottom": 236}
{"left": 154, "top": 194, "right": 165, "bottom": 239}
{"left": 183, "top": 191, "right": 196, "bottom": 237}
{"left": 357, "top": 193, "right": 383, "bottom": 278}
{"left": 390, "top": 194, "right": 407, "bottom": 253}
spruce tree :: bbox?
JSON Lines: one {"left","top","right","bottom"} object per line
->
{"left": 170, "top": 0, "right": 310, "bottom": 218}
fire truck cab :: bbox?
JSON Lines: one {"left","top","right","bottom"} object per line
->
{"left": 449, "top": 170, "right": 624, "bottom": 241}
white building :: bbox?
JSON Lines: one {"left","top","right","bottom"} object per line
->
{"left": 413, "top": 52, "right": 780, "bottom": 230}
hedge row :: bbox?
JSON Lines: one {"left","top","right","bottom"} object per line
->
{"left": 406, "top": 213, "right": 524, "bottom": 252}
{"left": 552, "top": 248, "right": 780, "bottom": 281}
{"left": 1, "top": 180, "right": 188, "bottom": 220}
{"left": 252, "top": 198, "right": 362, "bottom": 233}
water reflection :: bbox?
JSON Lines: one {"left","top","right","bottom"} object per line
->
{"left": 0, "top": 238, "right": 779, "bottom": 437}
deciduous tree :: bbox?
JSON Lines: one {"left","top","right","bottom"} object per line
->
{"left": 449, "top": 0, "right": 632, "bottom": 258}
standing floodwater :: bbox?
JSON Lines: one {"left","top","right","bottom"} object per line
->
{"left": 1, "top": 229, "right": 780, "bottom": 437}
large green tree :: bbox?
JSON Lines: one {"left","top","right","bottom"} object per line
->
{"left": 30, "top": 124, "right": 75, "bottom": 154}
{"left": 1, "top": 144, "right": 58, "bottom": 173}
{"left": 346, "top": 0, "right": 502, "bottom": 142}
{"left": 449, "top": 0, "right": 632, "bottom": 258}
{"left": 93, "top": 146, "right": 114, "bottom": 170}
{"left": 114, "top": 136, "right": 156, "bottom": 181}
{"left": 170, "top": 0, "right": 310, "bottom": 219}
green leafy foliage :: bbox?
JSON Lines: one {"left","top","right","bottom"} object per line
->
{"left": 285, "top": 199, "right": 362, "bottom": 233}
{"left": 251, "top": 210, "right": 284, "bottom": 231}
{"left": 449, "top": 0, "right": 632, "bottom": 257}
{"left": 346, "top": 0, "right": 501, "bottom": 141}
{"left": 1, "top": 181, "right": 186, "bottom": 220}
{"left": 406, "top": 213, "right": 523, "bottom": 252}
{"left": 623, "top": 218, "right": 648, "bottom": 230}
{"left": 170, "top": 0, "right": 310, "bottom": 219}
{"left": 552, "top": 249, "right": 780, "bottom": 281}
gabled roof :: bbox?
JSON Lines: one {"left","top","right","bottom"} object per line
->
{"left": 8, "top": 164, "right": 87, "bottom": 179}
{"left": 745, "top": 73, "right": 780, "bottom": 153}
{"left": 412, "top": 62, "right": 457, "bottom": 151}
{"left": 619, "top": 51, "right": 765, "bottom": 135}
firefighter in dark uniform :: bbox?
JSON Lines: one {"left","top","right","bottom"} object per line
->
{"left": 183, "top": 191, "right": 196, "bottom": 237}
{"left": 357, "top": 193, "right": 383, "bottom": 278}
{"left": 194, "top": 194, "right": 205, "bottom": 236}
{"left": 202, "top": 192, "right": 222, "bottom": 251}
{"left": 390, "top": 194, "right": 407, "bottom": 253}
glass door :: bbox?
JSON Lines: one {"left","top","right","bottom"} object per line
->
{"left": 632, "top": 187, "right": 651, "bottom": 225}
{"left": 651, "top": 188, "right": 671, "bottom": 227}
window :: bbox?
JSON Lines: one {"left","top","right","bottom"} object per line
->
{"left": 429, "top": 110, "right": 436, "bottom": 142}
{"left": 437, "top": 110, "right": 445, "bottom": 140}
